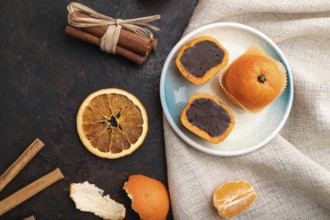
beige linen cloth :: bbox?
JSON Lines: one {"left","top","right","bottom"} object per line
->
{"left": 164, "top": 0, "right": 330, "bottom": 219}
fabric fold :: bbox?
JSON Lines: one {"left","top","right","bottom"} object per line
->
{"left": 164, "top": 0, "right": 330, "bottom": 219}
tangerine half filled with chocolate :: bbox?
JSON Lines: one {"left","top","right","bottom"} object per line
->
{"left": 220, "top": 45, "right": 287, "bottom": 112}
{"left": 181, "top": 94, "right": 235, "bottom": 144}
{"left": 176, "top": 36, "right": 229, "bottom": 85}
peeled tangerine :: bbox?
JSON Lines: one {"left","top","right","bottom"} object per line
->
{"left": 213, "top": 181, "right": 257, "bottom": 219}
{"left": 220, "top": 45, "right": 287, "bottom": 112}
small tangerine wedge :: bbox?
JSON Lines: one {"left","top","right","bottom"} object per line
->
{"left": 213, "top": 181, "right": 257, "bottom": 219}
{"left": 76, "top": 88, "right": 148, "bottom": 159}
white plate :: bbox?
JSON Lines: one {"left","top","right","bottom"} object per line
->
{"left": 160, "top": 22, "right": 293, "bottom": 156}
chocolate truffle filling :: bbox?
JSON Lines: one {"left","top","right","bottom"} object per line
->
{"left": 186, "top": 98, "right": 231, "bottom": 137}
{"left": 180, "top": 40, "right": 224, "bottom": 77}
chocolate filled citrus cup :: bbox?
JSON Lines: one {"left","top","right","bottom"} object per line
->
{"left": 176, "top": 36, "right": 229, "bottom": 85}
{"left": 181, "top": 93, "right": 235, "bottom": 144}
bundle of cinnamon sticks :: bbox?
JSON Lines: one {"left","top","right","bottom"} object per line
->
{"left": 65, "top": 12, "right": 158, "bottom": 65}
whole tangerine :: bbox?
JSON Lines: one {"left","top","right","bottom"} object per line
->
{"left": 222, "top": 54, "right": 284, "bottom": 111}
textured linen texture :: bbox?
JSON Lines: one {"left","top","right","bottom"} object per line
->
{"left": 164, "top": 0, "right": 330, "bottom": 219}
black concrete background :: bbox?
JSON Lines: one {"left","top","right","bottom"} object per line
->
{"left": 0, "top": 0, "right": 197, "bottom": 219}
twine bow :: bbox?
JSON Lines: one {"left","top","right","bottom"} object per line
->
{"left": 67, "top": 2, "right": 160, "bottom": 54}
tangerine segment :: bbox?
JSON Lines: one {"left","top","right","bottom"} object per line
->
{"left": 77, "top": 88, "right": 148, "bottom": 159}
{"left": 213, "top": 181, "right": 257, "bottom": 219}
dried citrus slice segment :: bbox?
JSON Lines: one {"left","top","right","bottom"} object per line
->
{"left": 77, "top": 88, "right": 148, "bottom": 159}
{"left": 213, "top": 181, "right": 257, "bottom": 219}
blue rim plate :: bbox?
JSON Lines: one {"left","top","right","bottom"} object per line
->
{"left": 160, "top": 22, "right": 293, "bottom": 156}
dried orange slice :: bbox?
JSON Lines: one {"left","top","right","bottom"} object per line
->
{"left": 77, "top": 88, "right": 148, "bottom": 159}
{"left": 213, "top": 181, "right": 257, "bottom": 219}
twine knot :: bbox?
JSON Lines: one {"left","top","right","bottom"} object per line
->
{"left": 115, "top": 19, "right": 122, "bottom": 26}
{"left": 67, "top": 2, "right": 160, "bottom": 54}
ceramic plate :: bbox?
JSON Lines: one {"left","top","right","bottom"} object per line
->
{"left": 160, "top": 22, "right": 293, "bottom": 156}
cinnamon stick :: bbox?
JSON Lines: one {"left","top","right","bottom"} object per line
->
{"left": 75, "top": 12, "right": 157, "bottom": 55}
{"left": 0, "top": 139, "right": 44, "bottom": 192}
{"left": 23, "top": 215, "right": 36, "bottom": 220}
{"left": 151, "top": 38, "right": 158, "bottom": 51}
{"left": 0, "top": 168, "right": 64, "bottom": 216}
{"left": 65, "top": 25, "right": 148, "bottom": 65}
